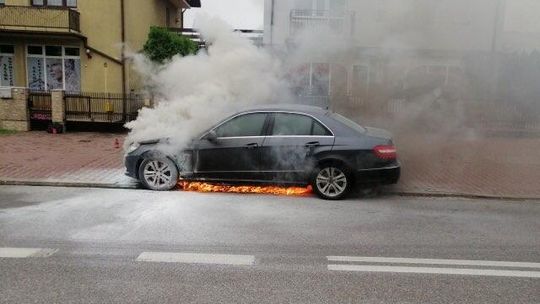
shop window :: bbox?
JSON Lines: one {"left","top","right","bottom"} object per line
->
{"left": 0, "top": 45, "right": 14, "bottom": 87}
{"left": 27, "top": 45, "right": 81, "bottom": 92}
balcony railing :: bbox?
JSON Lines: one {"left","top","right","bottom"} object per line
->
{"left": 168, "top": 28, "right": 264, "bottom": 48}
{"left": 290, "top": 9, "right": 355, "bottom": 37}
{"left": 0, "top": 6, "right": 80, "bottom": 33}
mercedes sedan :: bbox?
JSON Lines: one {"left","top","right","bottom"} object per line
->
{"left": 125, "top": 105, "right": 400, "bottom": 200}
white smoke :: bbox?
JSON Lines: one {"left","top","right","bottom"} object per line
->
{"left": 125, "top": 15, "right": 288, "bottom": 152}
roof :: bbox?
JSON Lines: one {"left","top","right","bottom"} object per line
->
{"left": 238, "top": 103, "right": 329, "bottom": 115}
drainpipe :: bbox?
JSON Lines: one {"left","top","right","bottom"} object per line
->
{"left": 120, "top": 0, "right": 127, "bottom": 120}
{"left": 270, "top": 0, "right": 275, "bottom": 45}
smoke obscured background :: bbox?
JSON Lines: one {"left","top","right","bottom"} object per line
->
{"left": 265, "top": 0, "right": 540, "bottom": 139}
{"left": 127, "top": 0, "right": 540, "bottom": 197}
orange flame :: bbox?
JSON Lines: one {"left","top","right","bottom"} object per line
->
{"left": 178, "top": 181, "right": 312, "bottom": 196}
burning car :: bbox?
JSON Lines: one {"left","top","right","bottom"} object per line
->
{"left": 124, "top": 105, "right": 400, "bottom": 200}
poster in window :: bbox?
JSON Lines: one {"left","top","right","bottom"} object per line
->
{"left": 27, "top": 57, "right": 45, "bottom": 91}
{"left": 46, "top": 58, "right": 63, "bottom": 90}
{"left": 64, "top": 58, "right": 81, "bottom": 92}
{"left": 0, "top": 56, "right": 14, "bottom": 87}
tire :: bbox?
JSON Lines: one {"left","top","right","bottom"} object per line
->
{"left": 311, "top": 164, "right": 352, "bottom": 200}
{"left": 138, "top": 157, "right": 179, "bottom": 191}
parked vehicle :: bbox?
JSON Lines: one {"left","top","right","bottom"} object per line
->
{"left": 125, "top": 104, "right": 400, "bottom": 199}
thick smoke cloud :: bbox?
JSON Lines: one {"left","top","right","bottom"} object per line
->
{"left": 124, "top": 16, "right": 289, "bottom": 152}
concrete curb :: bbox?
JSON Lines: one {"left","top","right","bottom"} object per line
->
{"left": 0, "top": 179, "right": 139, "bottom": 190}
{"left": 387, "top": 191, "right": 540, "bottom": 202}
{"left": 1, "top": 179, "right": 539, "bottom": 201}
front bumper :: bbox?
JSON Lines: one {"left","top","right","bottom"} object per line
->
{"left": 355, "top": 163, "right": 400, "bottom": 186}
{"left": 124, "top": 154, "right": 139, "bottom": 179}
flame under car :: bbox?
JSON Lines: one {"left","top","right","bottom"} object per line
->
{"left": 124, "top": 105, "right": 400, "bottom": 200}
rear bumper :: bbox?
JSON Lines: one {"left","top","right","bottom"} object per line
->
{"left": 355, "top": 164, "right": 400, "bottom": 186}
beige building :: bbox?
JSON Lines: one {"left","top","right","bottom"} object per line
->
{"left": 0, "top": 0, "right": 201, "bottom": 93}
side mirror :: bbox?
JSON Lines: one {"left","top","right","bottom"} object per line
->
{"left": 206, "top": 130, "right": 218, "bottom": 142}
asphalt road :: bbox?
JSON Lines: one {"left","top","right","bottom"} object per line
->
{"left": 0, "top": 186, "right": 539, "bottom": 303}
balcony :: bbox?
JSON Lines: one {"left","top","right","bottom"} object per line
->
{"left": 289, "top": 9, "right": 355, "bottom": 37}
{"left": 0, "top": 6, "right": 80, "bottom": 34}
{"left": 168, "top": 28, "right": 264, "bottom": 48}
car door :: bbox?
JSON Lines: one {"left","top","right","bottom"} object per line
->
{"left": 259, "top": 112, "right": 334, "bottom": 182}
{"left": 194, "top": 112, "right": 269, "bottom": 181}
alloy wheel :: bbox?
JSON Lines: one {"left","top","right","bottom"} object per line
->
{"left": 143, "top": 160, "right": 174, "bottom": 190}
{"left": 315, "top": 167, "right": 348, "bottom": 198}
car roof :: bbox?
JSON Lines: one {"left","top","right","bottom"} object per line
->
{"left": 237, "top": 103, "right": 330, "bottom": 116}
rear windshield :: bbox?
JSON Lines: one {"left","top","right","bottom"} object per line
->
{"left": 330, "top": 113, "right": 366, "bottom": 133}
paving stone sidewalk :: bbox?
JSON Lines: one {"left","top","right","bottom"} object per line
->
{"left": 1, "top": 131, "right": 539, "bottom": 199}
{"left": 0, "top": 132, "right": 137, "bottom": 188}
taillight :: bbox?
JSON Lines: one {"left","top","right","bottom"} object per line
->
{"left": 373, "top": 145, "right": 397, "bottom": 160}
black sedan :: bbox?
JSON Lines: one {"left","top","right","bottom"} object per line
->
{"left": 125, "top": 105, "right": 400, "bottom": 200}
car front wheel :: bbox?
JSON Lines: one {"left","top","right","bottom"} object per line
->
{"left": 138, "top": 157, "right": 179, "bottom": 191}
{"left": 312, "top": 165, "right": 352, "bottom": 200}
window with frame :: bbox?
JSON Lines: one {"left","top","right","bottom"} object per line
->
{"left": 0, "top": 45, "right": 15, "bottom": 87}
{"left": 294, "top": 0, "right": 346, "bottom": 15}
{"left": 214, "top": 113, "right": 267, "bottom": 138}
{"left": 27, "top": 45, "right": 81, "bottom": 92}
{"left": 351, "top": 65, "right": 372, "bottom": 96}
{"left": 292, "top": 63, "right": 330, "bottom": 96}
{"left": 272, "top": 113, "right": 331, "bottom": 136}
{"left": 32, "top": 0, "right": 77, "bottom": 7}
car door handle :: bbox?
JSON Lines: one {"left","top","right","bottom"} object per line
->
{"left": 246, "top": 143, "right": 259, "bottom": 149}
{"left": 305, "top": 141, "right": 320, "bottom": 148}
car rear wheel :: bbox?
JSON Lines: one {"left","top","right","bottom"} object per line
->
{"left": 312, "top": 165, "right": 352, "bottom": 200}
{"left": 138, "top": 157, "right": 178, "bottom": 191}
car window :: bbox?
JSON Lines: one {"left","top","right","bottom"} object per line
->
{"left": 214, "top": 113, "right": 267, "bottom": 137}
{"left": 272, "top": 113, "right": 331, "bottom": 136}
{"left": 330, "top": 113, "right": 366, "bottom": 133}
{"left": 312, "top": 120, "right": 332, "bottom": 136}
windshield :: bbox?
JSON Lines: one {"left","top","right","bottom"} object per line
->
{"left": 330, "top": 113, "right": 366, "bottom": 133}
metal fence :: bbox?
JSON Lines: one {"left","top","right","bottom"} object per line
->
{"left": 64, "top": 92, "right": 146, "bottom": 123}
{"left": 0, "top": 6, "right": 80, "bottom": 32}
{"left": 289, "top": 9, "right": 355, "bottom": 37}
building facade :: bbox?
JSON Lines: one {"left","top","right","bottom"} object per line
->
{"left": 264, "top": 0, "right": 540, "bottom": 128}
{"left": 0, "top": 0, "right": 201, "bottom": 94}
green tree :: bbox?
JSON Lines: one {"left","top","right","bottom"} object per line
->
{"left": 143, "top": 27, "right": 198, "bottom": 63}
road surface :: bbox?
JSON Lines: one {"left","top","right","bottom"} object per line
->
{"left": 0, "top": 186, "right": 539, "bottom": 303}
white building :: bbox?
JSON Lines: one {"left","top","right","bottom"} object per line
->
{"left": 263, "top": 0, "right": 540, "bottom": 116}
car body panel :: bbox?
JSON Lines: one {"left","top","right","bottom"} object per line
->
{"left": 193, "top": 136, "right": 266, "bottom": 180}
{"left": 125, "top": 104, "right": 401, "bottom": 188}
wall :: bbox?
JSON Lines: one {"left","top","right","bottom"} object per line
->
{"left": 501, "top": 0, "right": 540, "bottom": 52}
{"left": 0, "top": 88, "right": 29, "bottom": 131}
{"left": 5, "top": 0, "right": 31, "bottom": 5}
{"left": 0, "top": 0, "right": 182, "bottom": 93}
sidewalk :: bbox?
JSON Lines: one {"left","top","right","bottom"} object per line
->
{"left": 393, "top": 134, "right": 540, "bottom": 199}
{"left": 1, "top": 131, "right": 539, "bottom": 199}
{"left": 0, "top": 132, "right": 137, "bottom": 189}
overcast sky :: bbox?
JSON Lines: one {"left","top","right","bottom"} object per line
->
{"left": 184, "top": 0, "right": 265, "bottom": 30}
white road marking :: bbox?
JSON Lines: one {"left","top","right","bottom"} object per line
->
{"left": 0, "top": 247, "right": 58, "bottom": 258}
{"left": 136, "top": 252, "right": 255, "bottom": 266}
{"left": 328, "top": 264, "right": 540, "bottom": 278}
{"left": 327, "top": 256, "right": 540, "bottom": 269}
